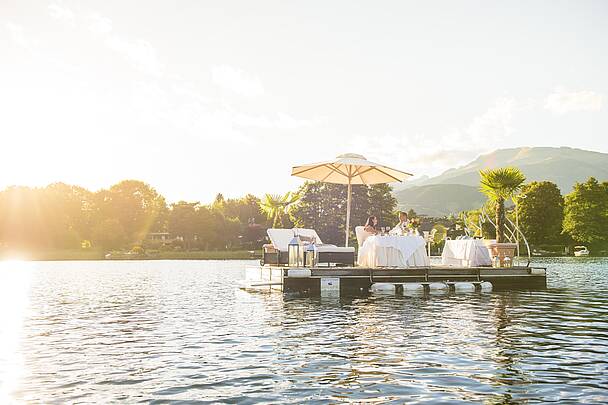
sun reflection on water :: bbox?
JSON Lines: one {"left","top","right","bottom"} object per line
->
{"left": 0, "top": 260, "right": 33, "bottom": 402}
{"left": 0, "top": 259, "right": 606, "bottom": 403}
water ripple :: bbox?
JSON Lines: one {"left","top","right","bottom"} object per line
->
{"left": 0, "top": 258, "right": 607, "bottom": 403}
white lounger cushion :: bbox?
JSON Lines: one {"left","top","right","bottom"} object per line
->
{"left": 315, "top": 245, "right": 355, "bottom": 253}
{"left": 266, "top": 228, "right": 354, "bottom": 253}
{"left": 267, "top": 229, "right": 296, "bottom": 252}
{"left": 292, "top": 228, "right": 323, "bottom": 244}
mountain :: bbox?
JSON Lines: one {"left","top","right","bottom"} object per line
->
{"left": 395, "top": 147, "right": 608, "bottom": 216}
{"left": 394, "top": 184, "right": 485, "bottom": 217}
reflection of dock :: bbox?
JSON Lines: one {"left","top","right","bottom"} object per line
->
{"left": 242, "top": 265, "right": 547, "bottom": 295}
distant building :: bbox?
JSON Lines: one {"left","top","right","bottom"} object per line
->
{"left": 146, "top": 232, "right": 172, "bottom": 242}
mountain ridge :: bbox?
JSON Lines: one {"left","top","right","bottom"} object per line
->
{"left": 395, "top": 147, "right": 608, "bottom": 216}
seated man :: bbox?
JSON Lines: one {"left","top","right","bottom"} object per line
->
{"left": 390, "top": 211, "right": 410, "bottom": 235}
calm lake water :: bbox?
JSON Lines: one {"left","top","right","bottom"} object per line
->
{"left": 1, "top": 258, "right": 607, "bottom": 403}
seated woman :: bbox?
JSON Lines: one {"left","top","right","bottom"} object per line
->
{"left": 364, "top": 216, "right": 379, "bottom": 235}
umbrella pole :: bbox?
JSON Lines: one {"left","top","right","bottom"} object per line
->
{"left": 345, "top": 180, "right": 352, "bottom": 247}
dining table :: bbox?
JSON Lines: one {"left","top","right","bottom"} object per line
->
{"left": 357, "top": 234, "right": 430, "bottom": 268}
{"left": 441, "top": 239, "right": 493, "bottom": 267}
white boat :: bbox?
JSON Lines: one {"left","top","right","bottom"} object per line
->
{"left": 573, "top": 246, "right": 590, "bottom": 257}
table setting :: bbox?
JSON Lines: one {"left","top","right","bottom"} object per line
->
{"left": 441, "top": 238, "right": 493, "bottom": 267}
{"left": 357, "top": 227, "right": 430, "bottom": 268}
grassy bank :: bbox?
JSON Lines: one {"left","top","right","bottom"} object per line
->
{"left": 0, "top": 249, "right": 261, "bottom": 261}
{"left": 111, "top": 250, "right": 261, "bottom": 260}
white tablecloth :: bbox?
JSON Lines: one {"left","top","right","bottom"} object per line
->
{"left": 441, "top": 239, "right": 492, "bottom": 267}
{"left": 358, "top": 235, "right": 429, "bottom": 268}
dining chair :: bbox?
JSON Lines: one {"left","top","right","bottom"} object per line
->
{"left": 355, "top": 226, "right": 369, "bottom": 247}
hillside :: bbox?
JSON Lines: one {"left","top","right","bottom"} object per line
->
{"left": 395, "top": 184, "right": 485, "bottom": 217}
{"left": 395, "top": 147, "right": 608, "bottom": 216}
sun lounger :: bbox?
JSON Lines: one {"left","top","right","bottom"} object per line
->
{"left": 264, "top": 228, "right": 355, "bottom": 266}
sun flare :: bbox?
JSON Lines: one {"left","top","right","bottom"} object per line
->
{"left": 0, "top": 259, "right": 33, "bottom": 402}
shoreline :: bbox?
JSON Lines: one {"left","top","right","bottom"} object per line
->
{"left": 0, "top": 249, "right": 262, "bottom": 262}
{"left": 1, "top": 250, "right": 606, "bottom": 262}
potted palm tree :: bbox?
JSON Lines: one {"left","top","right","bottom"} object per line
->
{"left": 479, "top": 167, "right": 526, "bottom": 267}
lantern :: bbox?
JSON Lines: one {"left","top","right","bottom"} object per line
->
{"left": 305, "top": 242, "right": 316, "bottom": 267}
{"left": 288, "top": 235, "right": 303, "bottom": 267}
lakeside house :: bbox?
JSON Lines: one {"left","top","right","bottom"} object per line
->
{"left": 146, "top": 232, "right": 175, "bottom": 242}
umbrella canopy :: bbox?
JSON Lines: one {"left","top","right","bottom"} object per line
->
{"left": 292, "top": 153, "right": 412, "bottom": 246}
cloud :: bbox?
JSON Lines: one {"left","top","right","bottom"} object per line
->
{"left": 5, "top": 20, "right": 79, "bottom": 73}
{"left": 48, "top": 2, "right": 75, "bottom": 24}
{"left": 39, "top": 4, "right": 317, "bottom": 148}
{"left": 129, "top": 81, "right": 319, "bottom": 143}
{"left": 464, "top": 97, "right": 516, "bottom": 144}
{"left": 234, "top": 112, "right": 322, "bottom": 129}
{"left": 86, "top": 13, "right": 113, "bottom": 35}
{"left": 346, "top": 132, "right": 479, "bottom": 178}
{"left": 5, "top": 22, "right": 35, "bottom": 48}
{"left": 46, "top": 3, "right": 163, "bottom": 77}
{"left": 104, "top": 36, "right": 164, "bottom": 77}
{"left": 343, "top": 97, "right": 518, "bottom": 179}
{"left": 211, "top": 65, "right": 265, "bottom": 97}
{"left": 544, "top": 87, "right": 604, "bottom": 114}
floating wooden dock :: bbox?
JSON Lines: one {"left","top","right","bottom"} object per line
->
{"left": 242, "top": 265, "right": 547, "bottom": 295}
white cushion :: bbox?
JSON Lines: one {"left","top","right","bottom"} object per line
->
{"left": 266, "top": 229, "right": 295, "bottom": 252}
{"left": 287, "top": 268, "right": 311, "bottom": 278}
{"left": 293, "top": 228, "right": 323, "bottom": 245}
{"left": 315, "top": 245, "right": 355, "bottom": 253}
{"left": 267, "top": 228, "right": 351, "bottom": 252}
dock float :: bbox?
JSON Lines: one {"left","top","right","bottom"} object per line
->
{"left": 242, "top": 265, "right": 547, "bottom": 296}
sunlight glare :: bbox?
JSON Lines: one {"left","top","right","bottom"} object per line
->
{"left": 0, "top": 259, "right": 33, "bottom": 402}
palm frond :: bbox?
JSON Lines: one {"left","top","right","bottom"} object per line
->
{"left": 259, "top": 192, "right": 300, "bottom": 226}
{"left": 283, "top": 191, "right": 301, "bottom": 206}
{"left": 259, "top": 194, "right": 282, "bottom": 217}
{"left": 479, "top": 167, "right": 526, "bottom": 201}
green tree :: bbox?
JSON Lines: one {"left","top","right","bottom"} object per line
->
{"left": 195, "top": 205, "right": 218, "bottom": 249}
{"left": 290, "top": 182, "right": 343, "bottom": 244}
{"left": 43, "top": 183, "right": 95, "bottom": 247}
{"left": 432, "top": 224, "right": 447, "bottom": 244}
{"left": 479, "top": 167, "right": 526, "bottom": 243}
{"left": 210, "top": 210, "right": 242, "bottom": 249}
{"left": 463, "top": 208, "right": 495, "bottom": 239}
{"left": 563, "top": 177, "right": 608, "bottom": 246}
{"left": 517, "top": 181, "right": 564, "bottom": 245}
{"left": 211, "top": 193, "right": 226, "bottom": 211}
{"left": 94, "top": 180, "right": 167, "bottom": 246}
{"left": 368, "top": 184, "right": 398, "bottom": 227}
{"left": 259, "top": 192, "right": 300, "bottom": 228}
{"left": 290, "top": 181, "right": 397, "bottom": 245}
{"left": 0, "top": 186, "right": 46, "bottom": 249}
{"left": 91, "top": 218, "right": 127, "bottom": 250}
{"left": 168, "top": 202, "right": 203, "bottom": 249}
{"left": 0, "top": 184, "right": 96, "bottom": 250}
{"left": 222, "top": 194, "right": 268, "bottom": 226}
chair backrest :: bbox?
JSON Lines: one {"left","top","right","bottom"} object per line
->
{"left": 293, "top": 228, "right": 324, "bottom": 245}
{"left": 266, "top": 229, "right": 295, "bottom": 252}
{"left": 355, "top": 226, "right": 369, "bottom": 247}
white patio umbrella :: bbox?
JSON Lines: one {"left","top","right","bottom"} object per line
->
{"left": 291, "top": 153, "right": 412, "bottom": 247}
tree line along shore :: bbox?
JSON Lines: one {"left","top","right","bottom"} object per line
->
{"left": 0, "top": 173, "right": 606, "bottom": 260}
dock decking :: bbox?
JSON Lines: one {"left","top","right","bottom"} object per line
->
{"left": 243, "top": 265, "right": 547, "bottom": 295}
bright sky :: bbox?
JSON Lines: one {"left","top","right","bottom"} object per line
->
{"left": 1, "top": 0, "right": 607, "bottom": 203}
